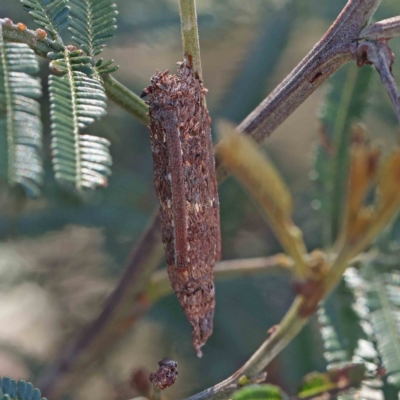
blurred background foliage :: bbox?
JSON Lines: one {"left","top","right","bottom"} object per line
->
{"left": 1, "top": 0, "right": 400, "bottom": 398}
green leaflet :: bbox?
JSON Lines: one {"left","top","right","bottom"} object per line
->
{"left": 0, "top": 25, "right": 43, "bottom": 198}
{"left": 21, "top": 0, "right": 70, "bottom": 41}
{"left": 232, "top": 384, "right": 283, "bottom": 400}
{"left": 0, "top": 377, "right": 46, "bottom": 400}
{"left": 313, "top": 64, "right": 373, "bottom": 245}
{"left": 298, "top": 364, "right": 366, "bottom": 399}
{"left": 69, "top": 0, "right": 118, "bottom": 57}
{"left": 49, "top": 49, "right": 112, "bottom": 193}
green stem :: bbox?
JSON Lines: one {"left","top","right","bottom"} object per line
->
{"left": 147, "top": 254, "right": 292, "bottom": 303}
{"left": 102, "top": 75, "right": 149, "bottom": 125}
{"left": 178, "top": 0, "right": 203, "bottom": 81}
{"left": 1, "top": 19, "right": 149, "bottom": 126}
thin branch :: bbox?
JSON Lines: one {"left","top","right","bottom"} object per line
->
{"left": 0, "top": 18, "right": 61, "bottom": 57}
{"left": 102, "top": 75, "right": 149, "bottom": 125}
{"left": 36, "top": 213, "right": 165, "bottom": 398}
{"left": 186, "top": 297, "right": 306, "bottom": 400}
{"left": 147, "top": 251, "right": 377, "bottom": 306}
{"left": 146, "top": 254, "right": 292, "bottom": 303}
{"left": 178, "top": 0, "right": 203, "bottom": 81}
{"left": 357, "top": 39, "right": 400, "bottom": 122}
{"left": 360, "top": 16, "right": 400, "bottom": 40}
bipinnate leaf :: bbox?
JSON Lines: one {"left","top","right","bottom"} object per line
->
{"left": 48, "top": 48, "right": 112, "bottom": 194}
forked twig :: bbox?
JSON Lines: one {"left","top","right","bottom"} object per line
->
{"left": 360, "top": 16, "right": 400, "bottom": 40}
{"left": 236, "top": 0, "right": 382, "bottom": 143}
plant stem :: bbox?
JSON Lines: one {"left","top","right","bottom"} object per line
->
{"left": 146, "top": 254, "right": 292, "bottom": 303}
{"left": 36, "top": 212, "right": 165, "bottom": 398}
{"left": 186, "top": 297, "right": 306, "bottom": 400}
{"left": 359, "top": 40, "right": 400, "bottom": 122}
{"left": 236, "top": 0, "right": 382, "bottom": 145}
{"left": 102, "top": 75, "right": 149, "bottom": 125}
{"left": 360, "top": 16, "right": 400, "bottom": 40}
{"left": 178, "top": 0, "right": 203, "bottom": 81}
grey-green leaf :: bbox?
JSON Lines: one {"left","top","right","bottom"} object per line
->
{"left": 0, "top": 377, "right": 45, "bottom": 400}
{"left": 0, "top": 26, "right": 43, "bottom": 198}
{"left": 49, "top": 50, "right": 112, "bottom": 194}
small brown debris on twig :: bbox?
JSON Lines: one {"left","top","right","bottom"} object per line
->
{"left": 149, "top": 358, "right": 179, "bottom": 390}
{"left": 267, "top": 325, "right": 279, "bottom": 337}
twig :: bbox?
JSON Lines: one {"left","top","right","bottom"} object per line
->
{"left": 360, "top": 16, "right": 400, "bottom": 40}
{"left": 178, "top": 0, "right": 203, "bottom": 81}
{"left": 36, "top": 213, "right": 165, "bottom": 398}
{"left": 146, "top": 254, "right": 292, "bottom": 303}
{"left": 186, "top": 297, "right": 306, "bottom": 400}
{"left": 150, "top": 387, "right": 162, "bottom": 400}
{"left": 102, "top": 75, "right": 149, "bottom": 125}
{"left": 147, "top": 251, "right": 378, "bottom": 304}
{"left": 1, "top": 18, "right": 61, "bottom": 57}
{"left": 357, "top": 39, "right": 400, "bottom": 122}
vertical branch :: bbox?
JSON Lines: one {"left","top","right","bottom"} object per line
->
{"left": 178, "top": 0, "right": 203, "bottom": 81}
{"left": 37, "top": 212, "right": 164, "bottom": 398}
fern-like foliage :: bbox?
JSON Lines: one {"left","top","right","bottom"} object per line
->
{"left": 318, "top": 307, "right": 348, "bottom": 366}
{"left": 69, "top": 0, "right": 117, "bottom": 57}
{"left": 0, "top": 25, "right": 43, "bottom": 198}
{"left": 49, "top": 49, "right": 112, "bottom": 192}
{"left": 341, "top": 266, "right": 400, "bottom": 398}
{"left": 363, "top": 269, "right": 400, "bottom": 388}
{"left": 318, "top": 275, "right": 386, "bottom": 399}
{"left": 21, "top": 0, "right": 70, "bottom": 41}
{"left": 0, "top": 377, "right": 46, "bottom": 400}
